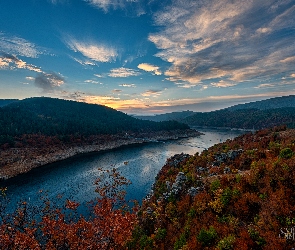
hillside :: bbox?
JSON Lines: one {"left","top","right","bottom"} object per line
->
{"left": 0, "top": 97, "right": 189, "bottom": 140}
{"left": 227, "top": 95, "right": 295, "bottom": 111}
{"left": 129, "top": 125, "right": 295, "bottom": 249}
{"left": 0, "top": 99, "right": 19, "bottom": 107}
{"left": 137, "top": 96, "right": 295, "bottom": 129}
{"left": 182, "top": 107, "right": 295, "bottom": 129}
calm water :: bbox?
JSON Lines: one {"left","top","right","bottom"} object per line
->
{"left": 1, "top": 128, "right": 247, "bottom": 214}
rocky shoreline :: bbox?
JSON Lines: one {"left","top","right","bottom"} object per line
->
{"left": 0, "top": 129, "right": 201, "bottom": 180}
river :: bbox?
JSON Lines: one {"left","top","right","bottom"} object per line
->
{"left": 0, "top": 128, "right": 248, "bottom": 215}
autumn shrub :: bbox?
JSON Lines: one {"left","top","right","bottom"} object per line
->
{"left": 197, "top": 226, "right": 218, "bottom": 247}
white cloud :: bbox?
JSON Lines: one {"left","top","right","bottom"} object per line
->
{"left": 137, "top": 63, "right": 162, "bottom": 75}
{"left": 26, "top": 76, "right": 35, "bottom": 81}
{"left": 84, "top": 79, "right": 99, "bottom": 84}
{"left": 119, "top": 83, "right": 136, "bottom": 87}
{"left": 254, "top": 83, "right": 275, "bottom": 89}
{"left": 0, "top": 33, "right": 42, "bottom": 58}
{"left": 108, "top": 67, "right": 140, "bottom": 77}
{"left": 211, "top": 80, "right": 237, "bottom": 88}
{"left": 66, "top": 38, "right": 117, "bottom": 62}
{"left": 0, "top": 54, "right": 42, "bottom": 72}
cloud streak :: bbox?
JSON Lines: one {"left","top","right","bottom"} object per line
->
{"left": 108, "top": 67, "right": 140, "bottom": 77}
{"left": 149, "top": 0, "right": 295, "bottom": 86}
{"left": 0, "top": 32, "right": 43, "bottom": 58}
{"left": 66, "top": 38, "right": 117, "bottom": 63}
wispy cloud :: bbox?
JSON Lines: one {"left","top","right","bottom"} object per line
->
{"left": 0, "top": 53, "right": 42, "bottom": 72}
{"left": 141, "top": 89, "right": 162, "bottom": 97}
{"left": 119, "top": 83, "right": 136, "bottom": 87}
{"left": 108, "top": 67, "right": 140, "bottom": 77}
{"left": 112, "top": 89, "right": 122, "bottom": 93}
{"left": 137, "top": 63, "right": 162, "bottom": 75}
{"left": 66, "top": 38, "right": 117, "bottom": 63}
{"left": 211, "top": 80, "right": 237, "bottom": 88}
{"left": 254, "top": 83, "right": 276, "bottom": 89}
{"left": 84, "top": 0, "right": 146, "bottom": 16}
{"left": 0, "top": 32, "right": 43, "bottom": 58}
{"left": 79, "top": 90, "right": 295, "bottom": 115}
{"left": 149, "top": 0, "right": 295, "bottom": 86}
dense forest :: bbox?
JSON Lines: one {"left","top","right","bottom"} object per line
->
{"left": 0, "top": 97, "right": 189, "bottom": 147}
{"left": 1, "top": 125, "right": 295, "bottom": 249}
{"left": 137, "top": 95, "right": 295, "bottom": 129}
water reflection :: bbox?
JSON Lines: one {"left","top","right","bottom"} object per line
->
{"left": 1, "top": 128, "right": 247, "bottom": 214}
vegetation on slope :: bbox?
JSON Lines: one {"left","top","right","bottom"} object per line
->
{"left": 137, "top": 95, "right": 295, "bottom": 130}
{"left": 129, "top": 125, "right": 295, "bottom": 249}
{"left": 0, "top": 97, "right": 189, "bottom": 147}
{"left": 182, "top": 107, "right": 295, "bottom": 129}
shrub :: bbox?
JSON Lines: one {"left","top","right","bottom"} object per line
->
{"left": 197, "top": 226, "right": 218, "bottom": 247}
{"left": 279, "top": 148, "right": 293, "bottom": 159}
{"left": 217, "top": 235, "right": 235, "bottom": 249}
{"left": 210, "top": 179, "right": 221, "bottom": 193}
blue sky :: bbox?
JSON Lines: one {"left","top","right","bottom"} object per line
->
{"left": 1, "top": 0, "right": 295, "bottom": 114}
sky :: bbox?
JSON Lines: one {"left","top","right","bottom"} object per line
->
{"left": 0, "top": 0, "right": 295, "bottom": 115}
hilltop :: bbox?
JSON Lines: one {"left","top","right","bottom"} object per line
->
{"left": 129, "top": 125, "right": 295, "bottom": 249}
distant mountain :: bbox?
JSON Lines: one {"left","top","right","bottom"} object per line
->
{"left": 136, "top": 96, "right": 295, "bottom": 129}
{"left": 135, "top": 110, "right": 194, "bottom": 122}
{"left": 0, "top": 97, "right": 189, "bottom": 145}
{"left": 182, "top": 107, "right": 295, "bottom": 129}
{"left": 0, "top": 99, "right": 19, "bottom": 107}
{"left": 227, "top": 95, "right": 295, "bottom": 111}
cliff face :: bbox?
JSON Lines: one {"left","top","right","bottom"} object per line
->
{"left": 0, "top": 129, "right": 201, "bottom": 180}
{"left": 128, "top": 125, "right": 295, "bottom": 249}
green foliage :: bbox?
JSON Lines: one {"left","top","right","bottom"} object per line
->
{"left": 174, "top": 232, "right": 187, "bottom": 250}
{"left": 197, "top": 226, "right": 218, "bottom": 247}
{"left": 217, "top": 235, "right": 235, "bottom": 250}
{"left": 210, "top": 179, "right": 221, "bottom": 193}
{"left": 220, "top": 187, "right": 232, "bottom": 206}
{"left": 279, "top": 147, "right": 293, "bottom": 159}
{"left": 248, "top": 229, "right": 266, "bottom": 247}
{"left": 139, "top": 235, "right": 154, "bottom": 250}
{"left": 154, "top": 228, "right": 167, "bottom": 241}
{"left": 187, "top": 207, "right": 197, "bottom": 219}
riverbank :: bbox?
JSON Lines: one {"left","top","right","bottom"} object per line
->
{"left": 0, "top": 129, "right": 201, "bottom": 180}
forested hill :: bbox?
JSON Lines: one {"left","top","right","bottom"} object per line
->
{"left": 227, "top": 95, "right": 295, "bottom": 111}
{"left": 0, "top": 97, "right": 189, "bottom": 144}
{"left": 130, "top": 125, "right": 295, "bottom": 249}
{"left": 137, "top": 95, "right": 295, "bottom": 129}
{"left": 0, "top": 99, "right": 19, "bottom": 107}
{"left": 182, "top": 107, "right": 295, "bottom": 129}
